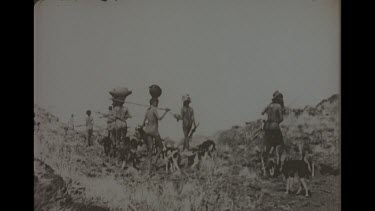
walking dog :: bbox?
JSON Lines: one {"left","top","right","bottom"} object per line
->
{"left": 267, "top": 142, "right": 315, "bottom": 197}
{"left": 187, "top": 140, "right": 216, "bottom": 169}
{"left": 281, "top": 159, "right": 313, "bottom": 197}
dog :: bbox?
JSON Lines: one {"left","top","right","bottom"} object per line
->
{"left": 272, "top": 142, "right": 314, "bottom": 197}
{"left": 260, "top": 143, "right": 284, "bottom": 177}
{"left": 266, "top": 158, "right": 277, "bottom": 177}
{"left": 162, "top": 146, "right": 181, "bottom": 173}
{"left": 135, "top": 126, "right": 147, "bottom": 143}
{"left": 187, "top": 140, "right": 216, "bottom": 169}
{"left": 280, "top": 158, "right": 313, "bottom": 197}
{"left": 117, "top": 137, "right": 141, "bottom": 170}
{"left": 130, "top": 138, "right": 143, "bottom": 151}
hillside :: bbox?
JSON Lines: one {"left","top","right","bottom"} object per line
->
{"left": 217, "top": 94, "right": 340, "bottom": 171}
{"left": 34, "top": 94, "right": 340, "bottom": 211}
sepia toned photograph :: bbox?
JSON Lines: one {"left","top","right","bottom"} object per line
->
{"left": 34, "top": 0, "right": 340, "bottom": 210}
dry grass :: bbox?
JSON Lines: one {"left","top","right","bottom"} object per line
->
{"left": 34, "top": 94, "right": 340, "bottom": 211}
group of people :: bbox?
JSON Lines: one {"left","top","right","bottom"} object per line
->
{"left": 36, "top": 89, "right": 315, "bottom": 195}
{"left": 72, "top": 92, "right": 197, "bottom": 169}
{"left": 67, "top": 89, "right": 288, "bottom": 175}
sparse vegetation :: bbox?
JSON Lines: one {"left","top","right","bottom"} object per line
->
{"left": 34, "top": 94, "right": 340, "bottom": 211}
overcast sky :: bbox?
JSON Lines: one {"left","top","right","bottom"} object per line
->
{"left": 34, "top": 0, "right": 339, "bottom": 141}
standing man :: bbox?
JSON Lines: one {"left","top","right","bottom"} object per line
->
{"left": 85, "top": 110, "right": 94, "bottom": 147}
{"left": 173, "top": 94, "right": 196, "bottom": 151}
{"left": 142, "top": 98, "right": 170, "bottom": 171}
{"left": 261, "top": 92, "right": 284, "bottom": 175}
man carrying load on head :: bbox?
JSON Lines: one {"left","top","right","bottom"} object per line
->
{"left": 142, "top": 98, "right": 170, "bottom": 171}
{"left": 112, "top": 98, "right": 131, "bottom": 150}
{"left": 109, "top": 87, "right": 133, "bottom": 152}
{"left": 173, "top": 94, "right": 197, "bottom": 151}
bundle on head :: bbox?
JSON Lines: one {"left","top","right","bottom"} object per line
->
{"left": 110, "top": 87, "right": 132, "bottom": 105}
{"left": 109, "top": 87, "right": 132, "bottom": 98}
{"left": 149, "top": 85, "right": 162, "bottom": 98}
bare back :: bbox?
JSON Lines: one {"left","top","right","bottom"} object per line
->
{"left": 144, "top": 107, "right": 159, "bottom": 137}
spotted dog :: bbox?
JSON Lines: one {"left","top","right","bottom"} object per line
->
{"left": 187, "top": 140, "right": 216, "bottom": 169}
{"left": 273, "top": 143, "right": 315, "bottom": 197}
{"left": 162, "top": 146, "right": 181, "bottom": 173}
{"left": 280, "top": 158, "right": 314, "bottom": 197}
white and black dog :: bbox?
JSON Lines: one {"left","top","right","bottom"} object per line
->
{"left": 187, "top": 140, "right": 216, "bottom": 169}
{"left": 267, "top": 143, "right": 315, "bottom": 197}
{"left": 162, "top": 146, "right": 181, "bottom": 173}
{"left": 280, "top": 158, "right": 314, "bottom": 197}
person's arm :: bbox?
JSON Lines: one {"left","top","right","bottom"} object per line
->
{"left": 191, "top": 108, "right": 197, "bottom": 127}
{"left": 124, "top": 107, "right": 132, "bottom": 119}
{"left": 156, "top": 108, "right": 170, "bottom": 120}
{"left": 278, "top": 106, "right": 283, "bottom": 123}
{"left": 174, "top": 108, "right": 183, "bottom": 121}
{"left": 142, "top": 111, "right": 147, "bottom": 127}
{"left": 261, "top": 104, "right": 269, "bottom": 115}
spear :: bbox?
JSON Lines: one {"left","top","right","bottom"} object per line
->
{"left": 95, "top": 111, "right": 128, "bottom": 123}
{"left": 111, "top": 98, "right": 171, "bottom": 111}
{"left": 188, "top": 123, "right": 200, "bottom": 139}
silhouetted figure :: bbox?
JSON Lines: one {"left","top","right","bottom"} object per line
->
{"left": 85, "top": 110, "right": 94, "bottom": 147}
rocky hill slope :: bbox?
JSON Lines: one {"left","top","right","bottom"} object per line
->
{"left": 34, "top": 94, "right": 340, "bottom": 211}
{"left": 216, "top": 94, "right": 340, "bottom": 172}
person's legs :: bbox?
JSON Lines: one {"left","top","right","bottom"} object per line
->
{"left": 262, "top": 130, "right": 272, "bottom": 176}
{"left": 153, "top": 135, "right": 164, "bottom": 166}
{"left": 119, "top": 127, "right": 127, "bottom": 144}
{"left": 275, "top": 130, "right": 284, "bottom": 170}
{"left": 285, "top": 177, "right": 291, "bottom": 194}
{"left": 86, "top": 130, "right": 89, "bottom": 146}
{"left": 145, "top": 135, "right": 154, "bottom": 170}
{"left": 115, "top": 128, "right": 122, "bottom": 149}
{"left": 90, "top": 129, "right": 93, "bottom": 146}
{"left": 182, "top": 128, "right": 189, "bottom": 151}
{"left": 110, "top": 129, "right": 115, "bottom": 156}
{"left": 87, "top": 129, "right": 92, "bottom": 146}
